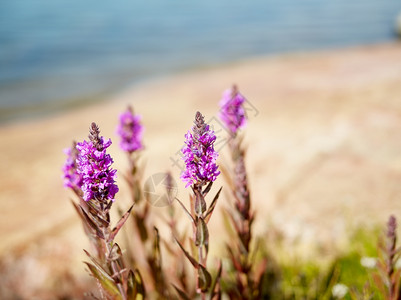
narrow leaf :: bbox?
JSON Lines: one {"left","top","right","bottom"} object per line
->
{"left": 198, "top": 264, "right": 212, "bottom": 292}
{"left": 80, "top": 206, "right": 104, "bottom": 239}
{"left": 127, "top": 269, "right": 146, "bottom": 299}
{"left": 195, "top": 218, "right": 209, "bottom": 247}
{"left": 209, "top": 260, "right": 222, "bottom": 300}
{"left": 175, "top": 238, "right": 199, "bottom": 269}
{"left": 91, "top": 211, "right": 110, "bottom": 228}
{"left": 134, "top": 269, "right": 146, "bottom": 298}
{"left": 85, "top": 262, "right": 121, "bottom": 299}
{"left": 172, "top": 284, "right": 191, "bottom": 300}
{"left": 71, "top": 200, "right": 95, "bottom": 236}
{"left": 204, "top": 187, "right": 222, "bottom": 224}
{"left": 83, "top": 250, "right": 112, "bottom": 278}
{"left": 127, "top": 270, "right": 137, "bottom": 299}
{"left": 226, "top": 245, "right": 243, "bottom": 272}
{"left": 175, "top": 197, "right": 195, "bottom": 224}
{"left": 153, "top": 227, "right": 162, "bottom": 268}
{"left": 202, "top": 181, "right": 213, "bottom": 196}
{"left": 108, "top": 205, "right": 134, "bottom": 242}
{"left": 193, "top": 187, "right": 206, "bottom": 215}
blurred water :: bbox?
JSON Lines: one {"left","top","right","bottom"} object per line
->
{"left": 0, "top": 0, "right": 400, "bottom": 120}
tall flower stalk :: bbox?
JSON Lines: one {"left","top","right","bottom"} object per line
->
{"left": 116, "top": 106, "right": 169, "bottom": 297}
{"left": 116, "top": 106, "right": 144, "bottom": 204}
{"left": 372, "top": 215, "right": 401, "bottom": 300}
{"left": 175, "top": 111, "right": 223, "bottom": 299}
{"left": 63, "top": 123, "right": 144, "bottom": 299}
{"left": 219, "top": 86, "right": 266, "bottom": 299}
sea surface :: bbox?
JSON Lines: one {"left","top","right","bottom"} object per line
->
{"left": 0, "top": 0, "right": 400, "bottom": 121}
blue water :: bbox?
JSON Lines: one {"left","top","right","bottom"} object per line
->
{"left": 0, "top": 0, "right": 400, "bottom": 120}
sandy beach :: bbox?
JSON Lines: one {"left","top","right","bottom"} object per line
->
{"left": 1, "top": 42, "right": 401, "bottom": 295}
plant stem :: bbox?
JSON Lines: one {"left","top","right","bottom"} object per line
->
{"left": 198, "top": 245, "right": 206, "bottom": 300}
{"left": 102, "top": 226, "right": 127, "bottom": 300}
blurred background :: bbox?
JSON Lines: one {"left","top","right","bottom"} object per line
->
{"left": 1, "top": 0, "right": 400, "bottom": 122}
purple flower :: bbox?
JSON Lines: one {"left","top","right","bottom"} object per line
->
{"left": 76, "top": 123, "right": 119, "bottom": 202}
{"left": 116, "top": 106, "right": 144, "bottom": 153}
{"left": 62, "top": 141, "right": 83, "bottom": 190}
{"left": 181, "top": 112, "right": 220, "bottom": 188}
{"left": 219, "top": 85, "right": 247, "bottom": 135}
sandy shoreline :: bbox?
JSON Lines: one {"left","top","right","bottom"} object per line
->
{"left": 1, "top": 42, "right": 401, "bottom": 269}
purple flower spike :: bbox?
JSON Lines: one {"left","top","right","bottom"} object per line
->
{"left": 76, "top": 123, "right": 119, "bottom": 202}
{"left": 181, "top": 112, "right": 220, "bottom": 188}
{"left": 62, "top": 141, "right": 83, "bottom": 190}
{"left": 116, "top": 106, "right": 144, "bottom": 153}
{"left": 219, "top": 85, "right": 247, "bottom": 135}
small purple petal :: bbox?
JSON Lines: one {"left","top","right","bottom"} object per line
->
{"left": 76, "top": 132, "right": 119, "bottom": 202}
{"left": 116, "top": 107, "right": 144, "bottom": 153}
{"left": 181, "top": 112, "right": 220, "bottom": 187}
{"left": 62, "top": 142, "right": 83, "bottom": 190}
{"left": 218, "top": 86, "right": 247, "bottom": 135}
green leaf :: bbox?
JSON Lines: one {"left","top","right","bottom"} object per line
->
{"left": 108, "top": 205, "right": 134, "bottom": 242}
{"left": 198, "top": 264, "right": 212, "bottom": 292}
{"left": 127, "top": 269, "right": 146, "bottom": 300}
{"left": 195, "top": 217, "right": 209, "bottom": 247}
{"left": 193, "top": 187, "right": 206, "bottom": 215}
{"left": 134, "top": 269, "right": 146, "bottom": 299}
{"left": 85, "top": 262, "right": 122, "bottom": 299}
{"left": 127, "top": 270, "right": 137, "bottom": 299}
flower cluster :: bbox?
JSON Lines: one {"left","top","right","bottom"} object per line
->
{"left": 76, "top": 123, "right": 119, "bottom": 202}
{"left": 116, "top": 106, "right": 144, "bottom": 153}
{"left": 62, "top": 141, "right": 83, "bottom": 190}
{"left": 219, "top": 85, "right": 247, "bottom": 135}
{"left": 181, "top": 112, "right": 220, "bottom": 188}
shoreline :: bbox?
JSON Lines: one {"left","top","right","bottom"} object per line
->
{"left": 2, "top": 40, "right": 399, "bottom": 126}
{"left": 1, "top": 41, "right": 401, "bottom": 257}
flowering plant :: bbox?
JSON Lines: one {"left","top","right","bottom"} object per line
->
{"left": 76, "top": 132, "right": 119, "bottom": 203}
{"left": 181, "top": 112, "right": 220, "bottom": 188}
{"left": 219, "top": 86, "right": 266, "bottom": 299}
{"left": 174, "top": 111, "right": 223, "bottom": 299}
{"left": 56, "top": 88, "right": 401, "bottom": 300}
{"left": 63, "top": 123, "right": 144, "bottom": 299}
